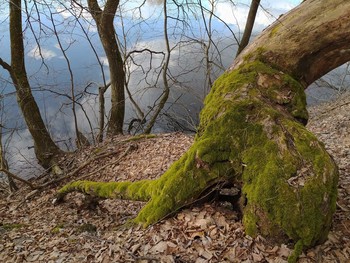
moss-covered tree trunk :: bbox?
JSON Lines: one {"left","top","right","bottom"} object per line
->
{"left": 7, "top": 0, "right": 62, "bottom": 169}
{"left": 58, "top": 0, "right": 350, "bottom": 259}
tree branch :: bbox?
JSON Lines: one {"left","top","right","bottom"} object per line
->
{"left": 0, "top": 58, "right": 12, "bottom": 73}
{"left": 0, "top": 168, "right": 37, "bottom": 189}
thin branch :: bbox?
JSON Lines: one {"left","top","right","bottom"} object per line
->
{"left": 0, "top": 168, "right": 36, "bottom": 189}
{"left": 76, "top": 144, "right": 136, "bottom": 181}
{"left": 143, "top": 0, "right": 171, "bottom": 134}
{"left": 39, "top": 144, "right": 136, "bottom": 189}
{"left": 0, "top": 58, "right": 12, "bottom": 72}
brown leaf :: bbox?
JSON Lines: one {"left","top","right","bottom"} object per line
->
{"left": 150, "top": 241, "right": 168, "bottom": 253}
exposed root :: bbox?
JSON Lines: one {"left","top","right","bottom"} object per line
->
{"left": 56, "top": 60, "right": 338, "bottom": 254}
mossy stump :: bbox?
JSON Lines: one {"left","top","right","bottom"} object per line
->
{"left": 57, "top": 61, "right": 338, "bottom": 261}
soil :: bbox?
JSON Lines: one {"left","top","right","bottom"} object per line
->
{"left": 1, "top": 93, "right": 350, "bottom": 263}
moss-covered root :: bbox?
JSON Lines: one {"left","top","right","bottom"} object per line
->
{"left": 288, "top": 240, "right": 304, "bottom": 263}
{"left": 196, "top": 60, "right": 338, "bottom": 249}
{"left": 240, "top": 117, "right": 338, "bottom": 248}
{"left": 131, "top": 143, "right": 236, "bottom": 226}
{"left": 56, "top": 142, "right": 235, "bottom": 227}
{"left": 55, "top": 179, "right": 154, "bottom": 202}
{"left": 55, "top": 59, "right": 338, "bottom": 253}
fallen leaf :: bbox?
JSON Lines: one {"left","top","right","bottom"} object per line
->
{"left": 150, "top": 241, "right": 168, "bottom": 253}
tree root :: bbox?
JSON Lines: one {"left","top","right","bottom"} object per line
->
{"left": 56, "top": 60, "right": 339, "bottom": 251}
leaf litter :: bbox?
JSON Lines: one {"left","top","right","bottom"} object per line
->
{"left": 1, "top": 93, "right": 350, "bottom": 262}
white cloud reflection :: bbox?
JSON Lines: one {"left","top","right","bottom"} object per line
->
{"left": 215, "top": 0, "right": 302, "bottom": 31}
{"left": 28, "top": 45, "right": 57, "bottom": 60}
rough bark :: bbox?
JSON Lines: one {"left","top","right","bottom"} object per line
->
{"left": 57, "top": 0, "right": 348, "bottom": 260}
{"left": 87, "top": 0, "right": 125, "bottom": 136}
{"left": 6, "top": 0, "right": 62, "bottom": 169}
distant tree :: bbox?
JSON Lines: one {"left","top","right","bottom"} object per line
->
{"left": 0, "top": 0, "right": 62, "bottom": 170}
{"left": 85, "top": 0, "right": 125, "bottom": 136}
{"left": 143, "top": 0, "right": 171, "bottom": 134}
{"left": 57, "top": 0, "right": 348, "bottom": 261}
{"left": 0, "top": 0, "right": 267, "bottom": 167}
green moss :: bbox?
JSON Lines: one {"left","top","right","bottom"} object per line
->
{"left": 269, "top": 24, "right": 281, "bottom": 38}
{"left": 77, "top": 223, "right": 97, "bottom": 233}
{"left": 282, "top": 74, "right": 308, "bottom": 122}
{"left": 57, "top": 180, "right": 153, "bottom": 201}
{"left": 241, "top": 119, "right": 292, "bottom": 238}
{"left": 1, "top": 223, "right": 25, "bottom": 230}
{"left": 57, "top": 57, "right": 338, "bottom": 255}
{"left": 124, "top": 134, "right": 157, "bottom": 142}
{"left": 288, "top": 240, "right": 304, "bottom": 263}
{"left": 243, "top": 47, "right": 266, "bottom": 62}
{"left": 242, "top": 208, "right": 259, "bottom": 236}
{"left": 199, "top": 60, "right": 308, "bottom": 136}
{"left": 51, "top": 223, "right": 65, "bottom": 234}
{"left": 198, "top": 60, "right": 336, "bottom": 249}
{"left": 240, "top": 108, "right": 338, "bottom": 249}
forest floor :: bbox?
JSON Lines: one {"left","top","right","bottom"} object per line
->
{"left": 0, "top": 93, "right": 350, "bottom": 263}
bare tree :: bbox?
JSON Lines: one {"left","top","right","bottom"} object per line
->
{"left": 0, "top": 0, "right": 62, "bottom": 170}
{"left": 85, "top": 0, "right": 125, "bottom": 136}
{"left": 143, "top": 0, "right": 171, "bottom": 134}
{"left": 0, "top": 0, "right": 262, "bottom": 168}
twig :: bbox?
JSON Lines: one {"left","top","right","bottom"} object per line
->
{"left": 336, "top": 202, "right": 349, "bottom": 212}
{"left": 38, "top": 144, "right": 136, "bottom": 189}
{"left": 76, "top": 144, "right": 136, "bottom": 181}
{"left": 0, "top": 168, "right": 37, "bottom": 189}
{"left": 341, "top": 221, "right": 350, "bottom": 234}
{"left": 320, "top": 100, "right": 350, "bottom": 115}
{"left": 37, "top": 150, "right": 120, "bottom": 188}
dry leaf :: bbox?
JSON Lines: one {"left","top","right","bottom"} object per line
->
{"left": 150, "top": 241, "right": 168, "bottom": 253}
{"left": 278, "top": 245, "right": 290, "bottom": 258}
{"left": 2, "top": 105, "right": 350, "bottom": 263}
{"left": 252, "top": 252, "right": 264, "bottom": 262}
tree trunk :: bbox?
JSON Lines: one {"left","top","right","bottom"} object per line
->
{"left": 57, "top": 0, "right": 348, "bottom": 260}
{"left": 0, "top": 133, "right": 18, "bottom": 192}
{"left": 8, "top": 0, "right": 61, "bottom": 169}
{"left": 88, "top": 0, "right": 125, "bottom": 136}
{"left": 236, "top": 0, "right": 261, "bottom": 57}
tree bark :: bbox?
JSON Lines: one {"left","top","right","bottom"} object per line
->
{"left": 57, "top": 0, "right": 348, "bottom": 260}
{"left": 87, "top": 0, "right": 125, "bottom": 136}
{"left": 6, "top": 0, "right": 61, "bottom": 169}
{"left": 236, "top": 0, "right": 261, "bottom": 57}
